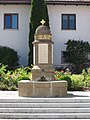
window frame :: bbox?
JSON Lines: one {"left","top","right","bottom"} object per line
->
{"left": 61, "top": 14, "right": 76, "bottom": 30}
{"left": 4, "top": 13, "right": 18, "bottom": 30}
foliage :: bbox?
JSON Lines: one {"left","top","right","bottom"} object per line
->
{"left": 65, "top": 40, "right": 90, "bottom": 73}
{"left": 0, "top": 63, "right": 90, "bottom": 91}
{"left": 70, "top": 74, "right": 85, "bottom": 90}
{"left": 0, "top": 64, "right": 32, "bottom": 91}
{"left": 59, "top": 76, "right": 71, "bottom": 90}
{"left": 28, "top": 0, "right": 49, "bottom": 65}
{"left": 0, "top": 46, "right": 19, "bottom": 68}
{"left": 54, "top": 68, "right": 71, "bottom": 80}
{"left": 54, "top": 69, "right": 71, "bottom": 90}
{"left": 70, "top": 67, "right": 90, "bottom": 90}
{"left": 54, "top": 67, "right": 90, "bottom": 91}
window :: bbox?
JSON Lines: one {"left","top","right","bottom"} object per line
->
{"left": 4, "top": 14, "right": 18, "bottom": 29}
{"left": 62, "top": 14, "right": 76, "bottom": 30}
{"left": 61, "top": 51, "right": 69, "bottom": 64}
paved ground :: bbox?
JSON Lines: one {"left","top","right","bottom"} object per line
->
{"left": 0, "top": 91, "right": 90, "bottom": 99}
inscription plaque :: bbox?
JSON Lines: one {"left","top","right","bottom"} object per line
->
{"left": 38, "top": 44, "right": 48, "bottom": 63}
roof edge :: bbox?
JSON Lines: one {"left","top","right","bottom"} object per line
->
{"left": 0, "top": 1, "right": 30, "bottom": 5}
{"left": 46, "top": 1, "right": 90, "bottom": 5}
{"left": 0, "top": 1, "right": 90, "bottom": 5}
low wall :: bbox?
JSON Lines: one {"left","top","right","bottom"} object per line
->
{"left": 18, "top": 80, "right": 67, "bottom": 97}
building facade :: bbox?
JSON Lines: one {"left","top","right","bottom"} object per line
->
{"left": 0, "top": 0, "right": 90, "bottom": 66}
{"left": 48, "top": 4, "right": 90, "bottom": 65}
{"left": 0, "top": 2, "right": 30, "bottom": 66}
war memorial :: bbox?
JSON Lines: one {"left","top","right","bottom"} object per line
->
{"left": 18, "top": 20, "right": 67, "bottom": 97}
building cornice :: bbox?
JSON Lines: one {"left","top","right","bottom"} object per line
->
{"left": 0, "top": 0, "right": 30, "bottom": 4}
{"left": 0, "top": 0, "right": 90, "bottom": 5}
{"left": 46, "top": 0, "right": 90, "bottom": 5}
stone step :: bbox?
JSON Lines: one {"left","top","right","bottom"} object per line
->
{"left": 0, "top": 95, "right": 90, "bottom": 119}
{"left": 0, "top": 113, "right": 90, "bottom": 119}
{"left": 1, "top": 119, "right": 90, "bottom": 120}
{"left": 0, "top": 108, "right": 90, "bottom": 113}
{"left": 0, "top": 98, "right": 90, "bottom": 103}
{"left": 0, "top": 103, "right": 90, "bottom": 108}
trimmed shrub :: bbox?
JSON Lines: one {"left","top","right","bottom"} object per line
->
{"left": 0, "top": 46, "right": 19, "bottom": 68}
{"left": 59, "top": 76, "right": 72, "bottom": 90}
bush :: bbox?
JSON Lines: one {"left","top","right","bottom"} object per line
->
{"left": 0, "top": 64, "right": 32, "bottom": 91}
{"left": 18, "top": 76, "right": 30, "bottom": 81}
{"left": 65, "top": 40, "right": 90, "bottom": 73}
{"left": 0, "top": 46, "right": 19, "bottom": 68}
{"left": 70, "top": 74, "right": 85, "bottom": 91}
{"left": 59, "top": 76, "right": 71, "bottom": 90}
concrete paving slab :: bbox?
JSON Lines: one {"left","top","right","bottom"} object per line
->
{"left": 0, "top": 91, "right": 90, "bottom": 99}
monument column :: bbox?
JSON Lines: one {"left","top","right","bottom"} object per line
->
{"left": 31, "top": 19, "right": 54, "bottom": 81}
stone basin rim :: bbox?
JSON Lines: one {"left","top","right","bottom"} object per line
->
{"left": 19, "top": 80, "right": 67, "bottom": 83}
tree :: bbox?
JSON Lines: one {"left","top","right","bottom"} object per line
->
{"left": 28, "top": 0, "right": 49, "bottom": 66}
{"left": 65, "top": 40, "right": 90, "bottom": 73}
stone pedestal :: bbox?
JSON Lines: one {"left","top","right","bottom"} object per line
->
{"left": 18, "top": 80, "right": 67, "bottom": 97}
{"left": 31, "top": 65, "right": 54, "bottom": 81}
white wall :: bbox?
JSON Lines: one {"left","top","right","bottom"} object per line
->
{"left": 0, "top": 4, "right": 90, "bottom": 67}
{"left": 0, "top": 5, "right": 30, "bottom": 66}
{"left": 48, "top": 5, "right": 90, "bottom": 66}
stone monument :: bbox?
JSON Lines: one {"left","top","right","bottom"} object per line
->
{"left": 32, "top": 19, "right": 54, "bottom": 81}
{"left": 18, "top": 19, "right": 67, "bottom": 97}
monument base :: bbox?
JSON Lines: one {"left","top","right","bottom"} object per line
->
{"left": 31, "top": 65, "right": 54, "bottom": 81}
{"left": 18, "top": 80, "right": 67, "bottom": 97}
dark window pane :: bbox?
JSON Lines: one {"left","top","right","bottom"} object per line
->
{"left": 4, "top": 14, "right": 18, "bottom": 29}
{"left": 62, "top": 14, "right": 76, "bottom": 30}
{"left": 62, "top": 15, "right": 68, "bottom": 29}
{"left": 69, "top": 15, "right": 75, "bottom": 29}
{"left": 5, "top": 15, "right": 10, "bottom": 29}
{"left": 63, "top": 15, "right": 68, "bottom": 20}
{"left": 69, "top": 20, "right": 74, "bottom": 29}
{"left": 12, "top": 15, "right": 18, "bottom": 29}
{"left": 69, "top": 15, "right": 74, "bottom": 20}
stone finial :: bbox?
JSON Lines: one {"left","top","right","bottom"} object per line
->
{"left": 40, "top": 19, "right": 45, "bottom": 26}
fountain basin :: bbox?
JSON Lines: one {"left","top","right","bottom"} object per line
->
{"left": 18, "top": 80, "right": 67, "bottom": 97}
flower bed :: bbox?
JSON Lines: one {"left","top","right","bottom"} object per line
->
{"left": 54, "top": 68, "right": 90, "bottom": 91}
{"left": 0, "top": 63, "right": 90, "bottom": 91}
{"left": 0, "top": 64, "right": 31, "bottom": 90}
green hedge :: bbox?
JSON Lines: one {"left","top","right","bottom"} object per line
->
{"left": 0, "top": 46, "right": 19, "bottom": 68}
